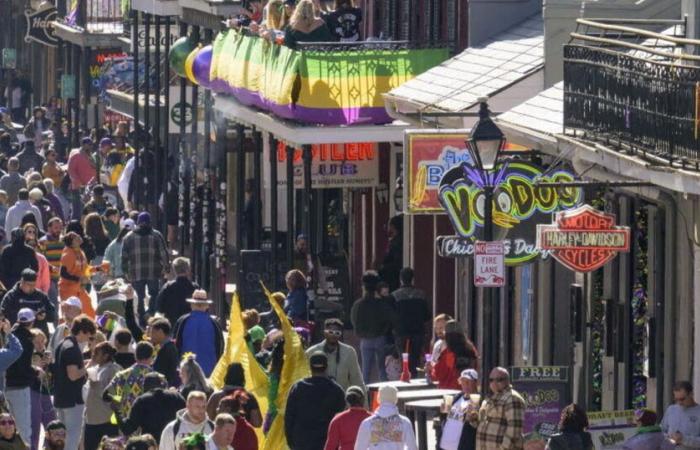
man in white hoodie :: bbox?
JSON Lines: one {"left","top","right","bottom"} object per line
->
{"left": 159, "top": 390, "right": 214, "bottom": 450}
{"left": 354, "top": 385, "right": 417, "bottom": 450}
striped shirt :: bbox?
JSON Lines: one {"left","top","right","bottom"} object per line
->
{"left": 39, "top": 235, "right": 65, "bottom": 281}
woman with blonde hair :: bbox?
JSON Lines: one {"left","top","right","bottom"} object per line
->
{"left": 284, "top": 0, "right": 333, "bottom": 49}
{"left": 260, "top": 0, "right": 290, "bottom": 42}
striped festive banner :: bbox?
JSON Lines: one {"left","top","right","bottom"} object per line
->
{"left": 210, "top": 31, "right": 448, "bottom": 125}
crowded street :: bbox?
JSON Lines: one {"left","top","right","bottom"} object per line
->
{"left": 1, "top": 0, "right": 700, "bottom": 449}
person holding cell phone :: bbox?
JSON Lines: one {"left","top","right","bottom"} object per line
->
{"left": 439, "top": 369, "right": 479, "bottom": 450}
{"left": 661, "top": 381, "right": 700, "bottom": 450}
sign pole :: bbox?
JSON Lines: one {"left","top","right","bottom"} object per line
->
{"left": 481, "top": 185, "right": 496, "bottom": 401}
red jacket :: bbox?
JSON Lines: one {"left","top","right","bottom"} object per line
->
{"left": 324, "top": 407, "right": 371, "bottom": 450}
{"left": 231, "top": 415, "right": 258, "bottom": 450}
{"left": 431, "top": 349, "right": 460, "bottom": 390}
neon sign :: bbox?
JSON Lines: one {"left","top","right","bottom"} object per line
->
{"left": 536, "top": 205, "right": 630, "bottom": 272}
{"left": 436, "top": 161, "right": 583, "bottom": 265}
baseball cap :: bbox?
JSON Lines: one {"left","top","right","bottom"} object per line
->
{"left": 18, "top": 308, "right": 36, "bottom": 323}
{"left": 309, "top": 351, "right": 328, "bottom": 369}
{"left": 0, "top": 107, "right": 8, "bottom": 115}
{"left": 123, "top": 218, "right": 135, "bottom": 230}
{"left": 99, "top": 137, "right": 113, "bottom": 147}
{"left": 346, "top": 385, "right": 364, "bottom": 398}
{"left": 459, "top": 369, "right": 479, "bottom": 380}
{"left": 64, "top": 296, "right": 83, "bottom": 309}
{"left": 81, "top": 137, "right": 93, "bottom": 145}
{"left": 137, "top": 212, "right": 151, "bottom": 225}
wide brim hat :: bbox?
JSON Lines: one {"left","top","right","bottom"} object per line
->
{"left": 187, "top": 289, "right": 213, "bottom": 304}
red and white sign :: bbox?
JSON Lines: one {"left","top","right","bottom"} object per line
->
{"left": 536, "top": 205, "right": 630, "bottom": 273}
{"left": 474, "top": 241, "right": 506, "bottom": 287}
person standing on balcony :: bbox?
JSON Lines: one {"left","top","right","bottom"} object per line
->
{"left": 284, "top": 0, "right": 334, "bottom": 49}
{"left": 324, "top": 0, "right": 362, "bottom": 42}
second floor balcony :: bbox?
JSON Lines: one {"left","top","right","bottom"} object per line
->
{"left": 54, "top": 0, "right": 125, "bottom": 47}
{"left": 563, "top": 19, "right": 700, "bottom": 170}
{"left": 201, "top": 30, "right": 449, "bottom": 126}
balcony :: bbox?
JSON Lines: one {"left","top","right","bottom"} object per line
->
{"left": 206, "top": 30, "right": 449, "bottom": 126}
{"left": 563, "top": 19, "right": 700, "bottom": 170}
{"left": 53, "top": 0, "right": 126, "bottom": 47}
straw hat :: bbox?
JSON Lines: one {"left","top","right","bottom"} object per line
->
{"left": 187, "top": 289, "right": 213, "bottom": 304}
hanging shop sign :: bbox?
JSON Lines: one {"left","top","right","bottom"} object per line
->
{"left": 403, "top": 130, "right": 529, "bottom": 214}
{"left": 474, "top": 241, "right": 505, "bottom": 287}
{"left": 404, "top": 130, "right": 471, "bottom": 213}
{"left": 135, "top": 24, "right": 180, "bottom": 52}
{"left": 61, "top": 74, "right": 76, "bottom": 100}
{"left": 276, "top": 142, "right": 379, "bottom": 189}
{"left": 24, "top": 5, "right": 58, "bottom": 47}
{"left": 168, "top": 86, "right": 205, "bottom": 133}
{"left": 512, "top": 367, "right": 571, "bottom": 450}
{"left": 89, "top": 50, "right": 128, "bottom": 100}
{"left": 536, "top": 205, "right": 630, "bottom": 272}
{"left": 1, "top": 49, "right": 16, "bottom": 69}
{"left": 436, "top": 160, "right": 583, "bottom": 265}
{"left": 587, "top": 411, "right": 637, "bottom": 450}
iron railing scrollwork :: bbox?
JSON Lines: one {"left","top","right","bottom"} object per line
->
{"left": 564, "top": 44, "right": 700, "bottom": 169}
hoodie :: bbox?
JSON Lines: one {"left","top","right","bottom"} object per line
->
{"left": 0, "top": 238, "right": 38, "bottom": 289}
{"left": 159, "top": 409, "right": 214, "bottom": 450}
{"left": 0, "top": 283, "right": 55, "bottom": 336}
{"left": 354, "top": 404, "right": 417, "bottom": 450}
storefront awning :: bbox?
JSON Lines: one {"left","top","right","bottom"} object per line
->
{"left": 213, "top": 95, "right": 409, "bottom": 146}
{"left": 384, "top": 13, "right": 543, "bottom": 121}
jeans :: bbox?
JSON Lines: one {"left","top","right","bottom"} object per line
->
{"left": 133, "top": 279, "right": 160, "bottom": 322}
{"left": 360, "top": 336, "right": 388, "bottom": 383}
{"left": 57, "top": 404, "right": 85, "bottom": 450}
{"left": 84, "top": 423, "right": 119, "bottom": 450}
{"left": 398, "top": 333, "right": 425, "bottom": 377}
{"left": 69, "top": 189, "right": 83, "bottom": 221}
{"left": 6, "top": 387, "right": 31, "bottom": 446}
{"left": 31, "top": 389, "right": 56, "bottom": 450}
{"left": 48, "top": 280, "right": 59, "bottom": 322}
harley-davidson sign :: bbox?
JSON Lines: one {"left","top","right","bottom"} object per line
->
{"left": 536, "top": 205, "right": 630, "bottom": 272}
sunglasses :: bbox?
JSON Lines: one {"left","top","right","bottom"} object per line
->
{"left": 0, "top": 420, "right": 15, "bottom": 426}
{"left": 325, "top": 329, "right": 342, "bottom": 337}
{"left": 49, "top": 430, "right": 66, "bottom": 437}
{"left": 489, "top": 377, "right": 507, "bottom": 383}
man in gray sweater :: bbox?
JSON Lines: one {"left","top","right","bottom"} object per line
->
{"left": 662, "top": 381, "right": 700, "bottom": 449}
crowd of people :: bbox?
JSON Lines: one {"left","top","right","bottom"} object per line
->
{"left": 229, "top": 0, "right": 363, "bottom": 49}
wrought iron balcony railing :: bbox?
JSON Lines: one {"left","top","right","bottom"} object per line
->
{"left": 59, "top": 0, "right": 125, "bottom": 34}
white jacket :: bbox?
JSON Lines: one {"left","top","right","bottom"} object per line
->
{"left": 354, "top": 403, "right": 418, "bottom": 450}
{"left": 159, "top": 409, "right": 214, "bottom": 450}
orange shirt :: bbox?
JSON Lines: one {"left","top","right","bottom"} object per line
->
{"left": 59, "top": 247, "right": 87, "bottom": 284}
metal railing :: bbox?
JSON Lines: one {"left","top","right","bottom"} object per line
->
{"left": 62, "top": 0, "right": 125, "bottom": 33}
{"left": 563, "top": 43, "right": 700, "bottom": 169}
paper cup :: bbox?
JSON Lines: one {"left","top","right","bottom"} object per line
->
{"left": 470, "top": 394, "right": 481, "bottom": 404}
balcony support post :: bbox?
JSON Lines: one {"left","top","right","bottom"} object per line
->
{"left": 269, "top": 134, "right": 279, "bottom": 289}
{"left": 201, "top": 27, "right": 213, "bottom": 290}
{"left": 236, "top": 124, "right": 246, "bottom": 255}
{"left": 132, "top": 10, "right": 140, "bottom": 148}
{"left": 81, "top": 47, "right": 88, "bottom": 133}
{"left": 72, "top": 45, "right": 80, "bottom": 145}
{"left": 178, "top": 20, "right": 188, "bottom": 255}
{"left": 302, "top": 144, "right": 312, "bottom": 256}
{"left": 189, "top": 25, "right": 200, "bottom": 276}
{"left": 286, "top": 144, "right": 295, "bottom": 270}
{"left": 154, "top": 14, "right": 162, "bottom": 229}
{"left": 252, "top": 129, "right": 262, "bottom": 250}
{"left": 163, "top": 16, "right": 171, "bottom": 238}
{"left": 142, "top": 12, "right": 151, "bottom": 206}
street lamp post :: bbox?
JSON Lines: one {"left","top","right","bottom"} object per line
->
{"left": 466, "top": 97, "right": 506, "bottom": 401}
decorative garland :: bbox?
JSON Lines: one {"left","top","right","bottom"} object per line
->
{"left": 589, "top": 191, "right": 606, "bottom": 411}
{"left": 177, "top": 140, "right": 187, "bottom": 243}
{"left": 631, "top": 206, "right": 649, "bottom": 408}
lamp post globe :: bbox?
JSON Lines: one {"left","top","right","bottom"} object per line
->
{"left": 468, "top": 97, "right": 506, "bottom": 173}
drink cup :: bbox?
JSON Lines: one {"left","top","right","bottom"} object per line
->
{"left": 469, "top": 394, "right": 481, "bottom": 404}
{"left": 101, "top": 261, "right": 111, "bottom": 273}
{"left": 443, "top": 394, "right": 454, "bottom": 412}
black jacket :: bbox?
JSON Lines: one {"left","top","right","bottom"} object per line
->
{"left": 154, "top": 340, "right": 180, "bottom": 388}
{"left": 0, "top": 283, "right": 55, "bottom": 336}
{"left": 120, "top": 388, "right": 185, "bottom": 441}
{"left": 350, "top": 295, "right": 395, "bottom": 339}
{"left": 5, "top": 325, "right": 35, "bottom": 388}
{"left": 391, "top": 286, "right": 431, "bottom": 336}
{"left": 285, "top": 376, "right": 345, "bottom": 450}
{"left": 0, "top": 242, "right": 38, "bottom": 290}
{"left": 154, "top": 276, "right": 197, "bottom": 325}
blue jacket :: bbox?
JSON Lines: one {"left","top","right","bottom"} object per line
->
{"left": 284, "top": 288, "right": 308, "bottom": 321}
{"left": 0, "top": 332, "right": 24, "bottom": 390}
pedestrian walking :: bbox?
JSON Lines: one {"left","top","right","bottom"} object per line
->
{"left": 159, "top": 391, "right": 214, "bottom": 450}
{"left": 66, "top": 138, "right": 96, "bottom": 220}
{"left": 5, "top": 308, "right": 38, "bottom": 445}
{"left": 121, "top": 212, "right": 169, "bottom": 324}
{"left": 468, "top": 367, "right": 525, "bottom": 450}
{"left": 52, "top": 315, "right": 97, "bottom": 450}
{"left": 306, "top": 318, "right": 365, "bottom": 394}
{"left": 0, "top": 269, "right": 55, "bottom": 337}
{"left": 47, "top": 296, "right": 81, "bottom": 355}
{"left": 0, "top": 318, "right": 23, "bottom": 391}
{"left": 102, "top": 219, "right": 134, "bottom": 280}
{"left": 284, "top": 269, "right": 310, "bottom": 325}
{"left": 178, "top": 356, "right": 213, "bottom": 400}
{"left": 391, "top": 267, "right": 430, "bottom": 376}
{"left": 38, "top": 217, "right": 63, "bottom": 306}
{"left": 5, "top": 189, "right": 42, "bottom": 235}
{"left": 103, "top": 341, "right": 155, "bottom": 421}
{"left": 206, "top": 363, "right": 262, "bottom": 427}
{"left": 147, "top": 317, "right": 180, "bottom": 387}
{"left": 83, "top": 342, "right": 122, "bottom": 450}
{"left": 545, "top": 404, "right": 593, "bottom": 450}
{"left": 205, "top": 414, "right": 236, "bottom": 450}
{"left": 324, "top": 386, "right": 370, "bottom": 450}
{"left": 214, "top": 393, "right": 258, "bottom": 450}
{"left": 439, "top": 369, "right": 479, "bottom": 450}
{"left": 0, "top": 228, "right": 38, "bottom": 292}
{"left": 0, "top": 158, "right": 27, "bottom": 205}
{"left": 354, "top": 385, "right": 417, "bottom": 450}
{"left": 57, "top": 231, "right": 95, "bottom": 318}
{"left": 350, "top": 271, "right": 395, "bottom": 383}
{"left": 661, "top": 381, "right": 700, "bottom": 449}
{"left": 285, "top": 352, "right": 345, "bottom": 450}
{"left": 621, "top": 409, "right": 663, "bottom": 450}
{"left": 29, "top": 328, "right": 55, "bottom": 450}
{"left": 154, "top": 257, "right": 197, "bottom": 326}
{"left": 120, "top": 372, "right": 185, "bottom": 443}
{"left": 15, "top": 139, "right": 44, "bottom": 175}
{"left": 173, "top": 290, "right": 224, "bottom": 377}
